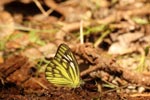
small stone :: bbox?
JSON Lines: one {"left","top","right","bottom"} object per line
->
{"left": 127, "top": 85, "right": 136, "bottom": 90}
{"left": 138, "top": 86, "right": 145, "bottom": 93}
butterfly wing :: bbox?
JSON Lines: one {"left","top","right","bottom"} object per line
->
{"left": 45, "top": 44, "right": 81, "bottom": 88}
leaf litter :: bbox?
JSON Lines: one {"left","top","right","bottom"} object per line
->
{"left": 0, "top": 0, "right": 150, "bottom": 100}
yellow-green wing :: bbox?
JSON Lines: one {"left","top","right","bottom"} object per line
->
{"left": 45, "top": 44, "right": 81, "bottom": 88}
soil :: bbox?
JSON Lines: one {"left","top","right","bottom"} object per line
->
{"left": 0, "top": 0, "right": 150, "bottom": 100}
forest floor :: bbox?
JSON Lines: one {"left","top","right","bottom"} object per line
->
{"left": 0, "top": 0, "right": 150, "bottom": 100}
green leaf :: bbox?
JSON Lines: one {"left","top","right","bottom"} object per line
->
{"left": 29, "top": 31, "right": 45, "bottom": 46}
{"left": 132, "top": 17, "right": 149, "bottom": 25}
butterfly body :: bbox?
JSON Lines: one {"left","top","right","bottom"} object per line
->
{"left": 45, "top": 44, "right": 83, "bottom": 88}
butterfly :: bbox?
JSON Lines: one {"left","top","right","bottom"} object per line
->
{"left": 45, "top": 43, "right": 83, "bottom": 88}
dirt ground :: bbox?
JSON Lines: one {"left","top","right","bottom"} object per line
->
{"left": 0, "top": 0, "right": 150, "bottom": 100}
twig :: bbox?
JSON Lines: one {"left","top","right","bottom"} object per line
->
{"left": 80, "top": 20, "right": 84, "bottom": 44}
{"left": 44, "top": 0, "right": 66, "bottom": 16}
{"left": 33, "top": 0, "right": 47, "bottom": 16}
